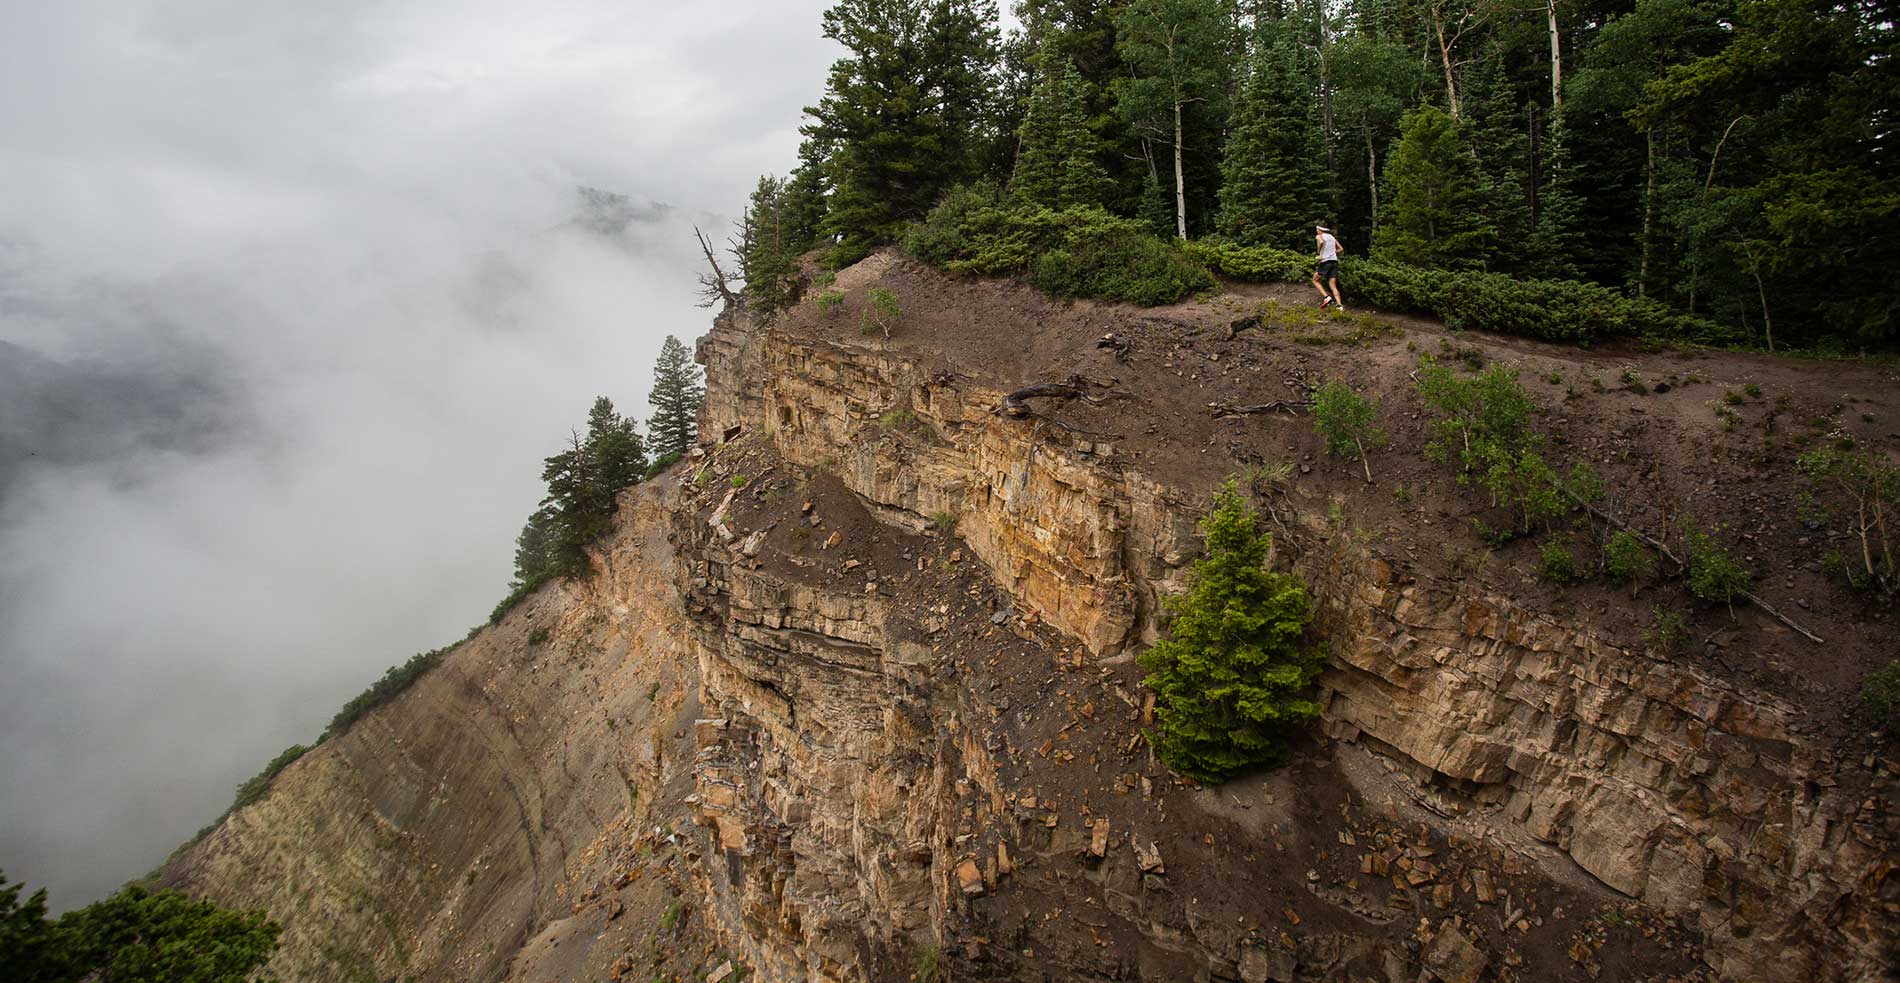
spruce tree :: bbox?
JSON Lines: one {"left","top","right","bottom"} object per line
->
{"left": 1012, "top": 48, "right": 1109, "bottom": 210}
{"left": 646, "top": 335, "right": 703, "bottom": 460}
{"left": 1525, "top": 112, "right": 1584, "bottom": 279}
{"left": 1138, "top": 480, "right": 1325, "bottom": 783}
{"left": 1459, "top": 48, "right": 1532, "bottom": 273}
{"left": 536, "top": 397, "right": 648, "bottom": 580}
{"left": 1216, "top": 30, "right": 1328, "bottom": 249}
{"left": 737, "top": 175, "right": 802, "bottom": 314}
{"left": 803, "top": 0, "right": 1000, "bottom": 260}
{"left": 1375, "top": 104, "right": 1496, "bottom": 270}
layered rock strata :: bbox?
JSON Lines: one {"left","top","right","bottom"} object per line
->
{"left": 694, "top": 302, "right": 1897, "bottom": 983}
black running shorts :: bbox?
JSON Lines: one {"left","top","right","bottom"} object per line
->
{"left": 1316, "top": 259, "right": 1339, "bottom": 281}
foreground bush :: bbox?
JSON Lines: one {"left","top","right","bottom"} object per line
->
{"left": 0, "top": 874, "right": 279, "bottom": 983}
{"left": 1138, "top": 480, "right": 1325, "bottom": 783}
{"left": 903, "top": 186, "right": 1214, "bottom": 306}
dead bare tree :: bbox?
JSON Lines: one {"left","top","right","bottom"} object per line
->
{"left": 693, "top": 225, "right": 739, "bottom": 310}
{"left": 1426, "top": 0, "right": 1486, "bottom": 120}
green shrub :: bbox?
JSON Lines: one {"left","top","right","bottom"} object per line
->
{"left": 643, "top": 451, "right": 683, "bottom": 480}
{"left": 1645, "top": 607, "right": 1691, "bottom": 652}
{"left": 1797, "top": 440, "right": 1898, "bottom": 592}
{"left": 860, "top": 287, "right": 902, "bottom": 338}
{"left": 1182, "top": 239, "right": 1734, "bottom": 345}
{"left": 323, "top": 647, "right": 453, "bottom": 740}
{"left": 1538, "top": 536, "right": 1578, "bottom": 583}
{"left": 1863, "top": 660, "right": 1900, "bottom": 727}
{"left": 903, "top": 187, "right": 1214, "bottom": 306}
{"left": 230, "top": 744, "right": 310, "bottom": 814}
{"left": 814, "top": 290, "right": 845, "bottom": 313}
{"left": 1680, "top": 523, "right": 1751, "bottom": 604}
{"left": 1310, "top": 379, "right": 1386, "bottom": 482}
{"left": 527, "top": 627, "right": 550, "bottom": 646}
{"left": 1137, "top": 481, "right": 1325, "bottom": 783}
{"left": 1181, "top": 238, "right": 1312, "bottom": 281}
{"left": 1604, "top": 530, "right": 1656, "bottom": 586}
{"left": 912, "top": 944, "right": 943, "bottom": 983}
{"left": 490, "top": 571, "right": 552, "bottom": 624}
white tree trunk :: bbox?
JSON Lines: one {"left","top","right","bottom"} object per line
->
{"left": 1639, "top": 130, "right": 1655, "bottom": 298}
{"left": 1173, "top": 99, "right": 1188, "bottom": 240}
{"left": 1366, "top": 135, "right": 1379, "bottom": 232}
{"left": 1433, "top": 15, "right": 1461, "bottom": 120}
{"left": 1547, "top": 0, "right": 1563, "bottom": 109}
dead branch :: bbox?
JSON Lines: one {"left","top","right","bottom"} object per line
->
{"left": 1208, "top": 399, "right": 1308, "bottom": 419}
{"left": 991, "top": 376, "right": 1126, "bottom": 439}
{"left": 1564, "top": 488, "right": 1823, "bottom": 644}
{"left": 693, "top": 225, "right": 740, "bottom": 309}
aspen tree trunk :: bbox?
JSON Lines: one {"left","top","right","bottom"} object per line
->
{"left": 1174, "top": 99, "right": 1188, "bottom": 239}
{"left": 1317, "top": 10, "right": 1336, "bottom": 179}
{"left": 1547, "top": 0, "right": 1562, "bottom": 109}
{"left": 1639, "top": 130, "right": 1656, "bottom": 297}
{"left": 1366, "top": 134, "right": 1379, "bottom": 232}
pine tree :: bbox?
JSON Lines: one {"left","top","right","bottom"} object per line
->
{"left": 1375, "top": 104, "right": 1496, "bottom": 270}
{"left": 1524, "top": 112, "right": 1583, "bottom": 279}
{"left": 646, "top": 335, "right": 703, "bottom": 460}
{"left": 1137, "top": 480, "right": 1326, "bottom": 783}
{"left": 804, "top": 0, "right": 1000, "bottom": 261}
{"left": 1216, "top": 30, "right": 1328, "bottom": 249}
{"left": 1015, "top": 0, "right": 1138, "bottom": 199}
{"left": 1012, "top": 48, "right": 1110, "bottom": 210}
{"left": 511, "top": 505, "right": 562, "bottom": 588}
{"left": 1, "top": 872, "right": 280, "bottom": 983}
{"left": 737, "top": 176, "right": 802, "bottom": 313}
{"left": 535, "top": 397, "right": 648, "bottom": 580}
{"left": 1459, "top": 48, "right": 1531, "bottom": 273}
{"left": 1329, "top": 32, "right": 1425, "bottom": 242}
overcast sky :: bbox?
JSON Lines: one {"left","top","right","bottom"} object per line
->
{"left": 0, "top": 0, "right": 879, "bottom": 910}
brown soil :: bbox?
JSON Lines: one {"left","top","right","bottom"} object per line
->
{"left": 795, "top": 250, "right": 1900, "bottom": 751}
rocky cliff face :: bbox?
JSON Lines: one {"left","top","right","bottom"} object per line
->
{"left": 170, "top": 251, "right": 1897, "bottom": 983}
{"left": 687, "top": 255, "right": 1895, "bottom": 983}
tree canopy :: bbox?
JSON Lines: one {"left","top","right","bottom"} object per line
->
{"left": 0, "top": 874, "right": 279, "bottom": 983}
{"left": 729, "top": 0, "right": 1899, "bottom": 349}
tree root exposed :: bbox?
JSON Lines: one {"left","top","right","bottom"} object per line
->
{"left": 992, "top": 376, "right": 1126, "bottom": 439}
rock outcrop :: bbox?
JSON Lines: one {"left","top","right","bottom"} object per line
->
{"left": 170, "top": 253, "right": 1897, "bottom": 983}
{"left": 690, "top": 268, "right": 1897, "bottom": 982}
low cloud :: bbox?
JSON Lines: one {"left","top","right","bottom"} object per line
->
{"left": 0, "top": 0, "right": 837, "bottom": 908}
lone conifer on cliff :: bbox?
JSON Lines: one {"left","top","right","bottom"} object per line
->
{"left": 646, "top": 335, "right": 703, "bottom": 460}
{"left": 1138, "top": 480, "right": 1325, "bottom": 782}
